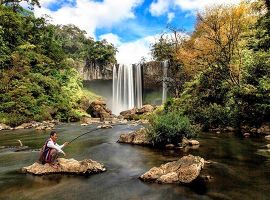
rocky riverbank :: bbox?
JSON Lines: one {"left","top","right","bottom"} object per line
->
{"left": 0, "top": 120, "right": 59, "bottom": 131}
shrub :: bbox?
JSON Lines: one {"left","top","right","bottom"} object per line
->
{"left": 148, "top": 111, "right": 197, "bottom": 146}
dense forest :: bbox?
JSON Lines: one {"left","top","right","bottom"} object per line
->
{"left": 0, "top": 2, "right": 117, "bottom": 126}
{"left": 150, "top": 0, "right": 270, "bottom": 136}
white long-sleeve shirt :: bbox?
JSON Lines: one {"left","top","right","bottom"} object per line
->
{"left": 47, "top": 139, "right": 65, "bottom": 155}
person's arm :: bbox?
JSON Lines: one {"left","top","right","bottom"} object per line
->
{"left": 47, "top": 141, "right": 65, "bottom": 155}
{"left": 57, "top": 142, "right": 69, "bottom": 149}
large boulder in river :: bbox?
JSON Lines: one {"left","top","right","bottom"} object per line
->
{"left": 118, "top": 128, "right": 151, "bottom": 145}
{"left": 140, "top": 155, "right": 204, "bottom": 184}
{"left": 136, "top": 104, "right": 155, "bottom": 114}
{"left": 22, "top": 158, "right": 106, "bottom": 175}
{"left": 86, "top": 100, "right": 112, "bottom": 119}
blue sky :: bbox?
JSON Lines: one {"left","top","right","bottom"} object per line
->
{"left": 33, "top": 0, "right": 240, "bottom": 64}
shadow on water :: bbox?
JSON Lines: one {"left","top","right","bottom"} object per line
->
{"left": 0, "top": 124, "right": 270, "bottom": 200}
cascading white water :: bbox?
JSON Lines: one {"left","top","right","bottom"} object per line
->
{"left": 162, "top": 60, "right": 168, "bottom": 104}
{"left": 112, "top": 64, "right": 142, "bottom": 115}
{"left": 135, "top": 64, "right": 142, "bottom": 108}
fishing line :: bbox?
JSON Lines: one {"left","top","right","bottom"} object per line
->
{"left": 67, "top": 123, "right": 134, "bottom": 145}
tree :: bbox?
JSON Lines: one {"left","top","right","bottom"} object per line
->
{"left": 150, "top": 27, "right": 189, "bottom": 97}
{"left": 177, "top": 3, "right": 255, "bottom": 87}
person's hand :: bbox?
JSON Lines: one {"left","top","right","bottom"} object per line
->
{"left": 63, "top": 152, "right": 66, "bottom": 157}
{"left": 64, "top": 142, "right": 69, "bottom": 147}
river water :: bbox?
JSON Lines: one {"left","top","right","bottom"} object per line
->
{"left": 0, "top": 123, "right": 270, "bottom": 200}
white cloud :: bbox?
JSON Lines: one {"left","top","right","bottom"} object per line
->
{"left": 174, "top": 0, "right": 241, "bottom": 11}
{"left": 149, "top": 0, "right": 241, "bottom": 17}
{"left": 150, "top": 0, "right": 171, "bottom": 16}
{"left": 99, "top": 33, "right": 121, "bottom": 46}
{"left": 116, "top": 36, "right": 154, "bottom": 65}
{"left": 34, "top": 0, "right": 142, "bottom": 37}
{"left": 113, "top": 32, "right": 188, "bottom": 65}
{"left": 39, "top": 0, "right": 58, "bottom": 7}
{"left": 167, "top": 12, "right": 175, "bottom": 23}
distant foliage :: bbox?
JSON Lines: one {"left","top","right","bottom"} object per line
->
{"left": 0, "top": 5, "right": 116, "bottom": 126}
{"left": 152, "top": 0, "right": 270, "bottom": 129}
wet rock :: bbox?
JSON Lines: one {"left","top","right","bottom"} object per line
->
{"left": 120, "top": 108, "right": 136, "bottom": 116}
{"left": 81, "top": 116, "right": 92, "bottom": 124}
{"left": 182, "top": 137, "right": 200, "bottom": 146}
{"left": 89, "top": 118, "right": 102, "bottom": 123}
{"left": 265, "top": 135, "right": 270, "bottom": 140}
{"left": 0, "top": 123, "right": 12, "bottom": 130}
{"left": 15, "top": 123, "right": 33, "bottom": 129}
{"left": 243, "top": 133, "right": 250, "bottom": 137}
{"left": 35, "top": 121, "right": 57, "bottom": 130}
{"left": 199, "top": 175, "right": 213, "bottom": 182}
{"left": 250, "top": 128, "right": 257, "bottom": 133}
{"left": 136, "top": 105, "right": 155, "bottom": 114}
{"left": 22, "top": 158, "right": 106, "bottom": 175}
{"left": 165, "top": 144, "right": 175, "bottom": 150}
{"left": 140, "top": 155, "right": 204, "bottom": 184}
{"left": 120, "top": 105, "right": 155, "bottom": 120}
{"left": 225, "top": 126, "right": 237, "bottom": 132}
{"left": 257, "top": 123, "right": 270, "bottom": 135}
{"left": 137, "top": 119, "right": 149, "bottom": 124}
{"left": 118, "top": 128, "right": 151, "bottom": 145}
{"left": 87, "top": 100, "right": 112, "bottom": 119}
{"left": 97, "top": 125, "right": 113, "bottom": 129}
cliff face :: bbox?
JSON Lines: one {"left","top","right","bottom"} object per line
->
{"left": 78, "top": 60, "right": 163, "bottom": 83}
{"left": 77, "top": 61, "right": 113, "bottom": 80}
{"left": 142, "top": 61, "right": 163, "bottom": 89}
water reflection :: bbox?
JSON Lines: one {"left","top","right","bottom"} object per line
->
{"left": 0, "top": 124, "right": 270, "bottom": 200}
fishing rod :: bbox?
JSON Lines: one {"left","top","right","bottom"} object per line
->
{"left": 67, "top": 123, "right": 132, "bottom": 145}
{"left": 68, "top": 127, "right": 100, "bottom": 145}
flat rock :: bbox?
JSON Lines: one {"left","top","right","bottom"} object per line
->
{"left": 22, "top": 158, "right": 106, "bottom": 175}
{"left": 140, "top": 155, "right": 204, "bottom": 184}
{"left": 118, "top": 128, "right": 151, "bottom": 145}
{"left": 182, "top": 137, "right": 200, "bottom": 146}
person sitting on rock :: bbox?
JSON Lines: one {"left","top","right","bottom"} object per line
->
{"left": 39, "top": 131, "right": 68, "bottom": 168}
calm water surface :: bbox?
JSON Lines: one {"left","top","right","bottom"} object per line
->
{"left": 0, "top": 123, "right": 270, "bottom": 200}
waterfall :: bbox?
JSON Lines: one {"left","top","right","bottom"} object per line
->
{"left": 162, "top": 60, "right": 168, "bottom": 104}
{"left": 112, "top": 64, "right": 142, "bottom": 115}
{"left": 135, "top": 64, "right": 142, "bottom": 108}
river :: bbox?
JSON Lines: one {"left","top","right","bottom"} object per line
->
{"left": 0, "top": 123, "right": 270, "bottom": 200}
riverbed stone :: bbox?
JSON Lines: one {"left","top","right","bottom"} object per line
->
{"left": 97, "top": 124, "right": 113, "bottom": 129}
{"left": 182, "top": 137, "right": 200, "bottom": 146}
{"left": 118, "top": 128, "right": 151, "bottom": 145}
{"left": 265, "top": 135, "right": 270, "bottom": 140}
{"left": 0, "top": 123, "right": 12, "bottom": 130}
{"left": 140, "top": 155, "right": 204, "bottom": 184}
{"left": 136, "top": 105, "right": 155, "bottom": 114}
{"left": 257, "top": 123, "right": 270, "bottom": 135}
{"left": 165, "top": 144, "right": 175, "bottom": 149}
{"left": 86, "top": 100, "right": 112, "bottom": 119}
{"left": 22, "top": 158, "right": 106, "bottom": 175}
